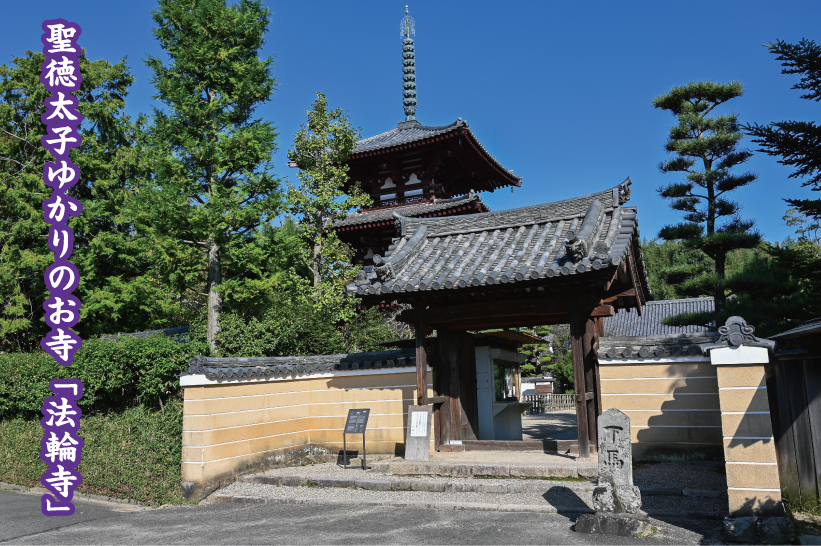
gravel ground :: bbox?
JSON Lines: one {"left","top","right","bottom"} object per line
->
{"left": 261, "top": 461, "right": 727, "bottom": 493}
{"left": 214, "top": 481, "right": 591, "bottom": 508}
{"left": 212, "top": 480, "right": 728, "bottom": 514}
{"left": 225, "top": 461, "right": 730, "bottom": 514}
{"left": 633, "top": 462, "right": 727, "bottom": 491}
{"left": 260, "top": 462, "right": 593, "bottom": 487}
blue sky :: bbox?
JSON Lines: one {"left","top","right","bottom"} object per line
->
{"left": 4, "top": 0, "right": 820, "bottom": 242}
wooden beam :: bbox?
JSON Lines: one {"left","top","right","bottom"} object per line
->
{"left": 429, "top": 313, "right": 569, "bottom": 331}
{"left": 600, "top": 288, "right": 636, "bottom": 304}
{"left": 414, "top": 309, "right": 428, "bottom": 406}
{"left": 569, "top": 304, "right": 590, "bottom": 459}
{"left": 590, "top": 304, "right": 615, "bottom": 317}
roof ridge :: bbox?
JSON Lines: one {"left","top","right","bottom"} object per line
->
{"left": 642, "top": 296, "right": 715, "bottom": 304}
{"left": 393, "top": 179, "right": 630, "bottom": 225}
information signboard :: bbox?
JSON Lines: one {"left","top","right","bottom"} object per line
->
{"left": 343, "top": 408, "right": 370, "bottom": 470}
{"left": 344, "top": 409, "right": 370, "bottom": 434}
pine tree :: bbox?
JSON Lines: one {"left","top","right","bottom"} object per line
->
{"left": 134, "top": 0, "right": 284, "bottom": 351}
{"left": 653, "top": 82, "right": 760, "bottom": 314}
{"left": 744, "top": 39, "right": 821, "bottom": 321}
{"left": 745, "top": 39, "right": 821, "bottom": 221}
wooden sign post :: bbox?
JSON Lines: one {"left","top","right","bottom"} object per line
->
{"left": 343, "top": 408, "right": 370, "bottom": 470}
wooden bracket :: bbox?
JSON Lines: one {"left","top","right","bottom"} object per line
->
{"left": 600, "top": 288, "right": 636, "bottom": 304}
{"left": 590, "top": 304, "right": 615, "bottom": 317}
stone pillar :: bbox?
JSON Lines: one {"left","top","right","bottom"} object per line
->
{"left": 575, "top": 408, "right": 652, "bottom": 537}
{"left": 705, "top": 317, "right": 794, "bottom": 544}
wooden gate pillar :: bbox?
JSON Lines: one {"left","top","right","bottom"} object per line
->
{"left": 414, "top": 310, "right": 428, "bottom": 406}
{"left": 570, "top": 305, "right": 591, "bottom": 458}
{"left": 433, "top": 330, "right": 478, "bottom": 448}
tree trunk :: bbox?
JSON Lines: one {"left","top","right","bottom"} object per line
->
{"left": 207, "top": 240, "right": 222, "bottom": 351}
{"left": 313, "top": 243, "right": 321, "bottom": 287}
{"left": 714, "top": 252, "right": 726, "bottom": 313}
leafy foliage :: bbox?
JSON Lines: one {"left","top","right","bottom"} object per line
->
{"left": 286, "top": 92, "right": 371, "bottom": 323}
{"left": 0, "top": 400, "right": 188, "bottom": 506}
{"left": 745, "top": 38, "right": 821, "bottom": 215}
{"left": 0, "top": 51, "right": 185, "bottom": 350}
{"left": 744, "top": 39, "right": 821, "bottom": 320}
{"left": 518, "top": 325, "right": 574, "bottom": 393}
{"left": 0, "top": 335, "right": 208, "bottom": 418}
{"left": 653, "top": 81, "right": 761, "bottom": 315}
{"left": 133, "top": 0, "right": 285, "bottom": 350}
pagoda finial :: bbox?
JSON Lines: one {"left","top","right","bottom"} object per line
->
{"left": 400, "top": 6, "right": 417, "bottom": 122}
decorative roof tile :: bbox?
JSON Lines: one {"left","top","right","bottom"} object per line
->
{"left": 350, "top": 178, "right": 650, "bottom": 298}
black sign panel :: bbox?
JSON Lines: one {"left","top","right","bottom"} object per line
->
{"left": 344, "top": 409, "right": 370, "bottom": 434}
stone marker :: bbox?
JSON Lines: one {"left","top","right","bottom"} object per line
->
{"left": 575, "top": 408, "right": 653, "bottom": 537}
{"left": 404, "top": 405, "right": 432, "bottom": 461}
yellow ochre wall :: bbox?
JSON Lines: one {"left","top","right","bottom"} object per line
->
{"left": 182, "top": 370, "right": 434, "bottom": 486}
{"left": 599, "top": 357, "right": 723, "bottom": 460}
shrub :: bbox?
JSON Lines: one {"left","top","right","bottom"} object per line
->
{"left": 213, "top": 302, "right": 404, "bottom": 357}
{"left": 0, "top": 400, "right": 187, "bottom": 506}
{"left": 0, "top": 335, "right": 208, "bottom": 418}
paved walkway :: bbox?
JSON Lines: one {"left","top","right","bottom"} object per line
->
{"left": 0, "top": 490, "right": 726, "bottom": 545}
{"left": 522, "top": 409, "right": 578, "bottom": 441}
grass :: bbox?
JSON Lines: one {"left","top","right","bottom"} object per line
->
{"left": 636, "top": 526, "right": 658, "bottom": 538}
{"left": 0, "top": 400, "right": 188, "bottom": 507}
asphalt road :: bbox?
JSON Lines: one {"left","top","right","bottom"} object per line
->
{"left": 0, "top": 490, "right": 725, "bottom": 544}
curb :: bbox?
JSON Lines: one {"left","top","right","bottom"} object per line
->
{"left": 0, "top": 481, "right": 148, "bottom": 508}
{"left": 206, "top": 493, "right": 726, "bottom": 519}
{"left": 371, "top": 460, "right": 599, "bottom": 479}
{"left": 238, "top": 474, "right": 726, "bottom": 499}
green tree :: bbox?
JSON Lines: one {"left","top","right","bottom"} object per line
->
{"left": 653, "top": 82, "right": 760, "bottom": 315}
{"left": 286, "top": 92, "right": 371, "bottom": 320}
{"left": 133, "top": 0, "right": 284, "bottom": 351}
{"left": 517, "top": 325, "right": 574, "bottom": 392}
{"left": 640, "top": 239, "right": 713, "bottom": 301}
{"left": 745, "top": 39, "right": 821, "bottom": 222}
{"left": 0, "top": 51, "right": 179, "bottom": 349}
{"left": 744, "top": 39, "right": 821, "bottom": 319}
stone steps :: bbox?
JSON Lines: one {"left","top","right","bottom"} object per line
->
{"left": 236, "top": 473, "right": 726, "bottom": 499}
{"left": 369, "top": 458, "right": 597, "bottom": 478}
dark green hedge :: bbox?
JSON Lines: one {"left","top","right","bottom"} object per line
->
{"left": 0, "top": 335, "right": 209, "bottom": 418}
{"left": 0, "top": 400, "right": 187, "bottom": 506}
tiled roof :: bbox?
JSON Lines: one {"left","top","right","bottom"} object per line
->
{"left": 349, "top": 178, "right": 650, "bottom": 298}
{"left": 769, "top": 317, "right": 821, "bottom": 340}
{"left": 333, "top": 194, "right": 488, "bottom": 229}
{"left": 183, "top": 348, "right": 429, "bottom": 381}
{"left": 101, "top": 326, "right": 190, "bottom": 341}
{"left": 355, "top": 120, "right": 461, "bottom": 154}
{"left": 602, "top": 297, "right": 715, "bottom": 338}
{"left": 353, "top": 119, "right": 522, "bottom": 185}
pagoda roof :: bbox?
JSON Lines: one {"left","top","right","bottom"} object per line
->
{"left": 349, "top": 178, "right": 651, "bottom": 309}
{"left": 332, "top": 193, "right": 488, "bottom": 231}
{"left": 351, "top": 119, "right": 522, "bottom": 189}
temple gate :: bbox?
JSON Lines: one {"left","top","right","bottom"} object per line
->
{"left": 350, "top": 179, "right": 652, "bottom": 458}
